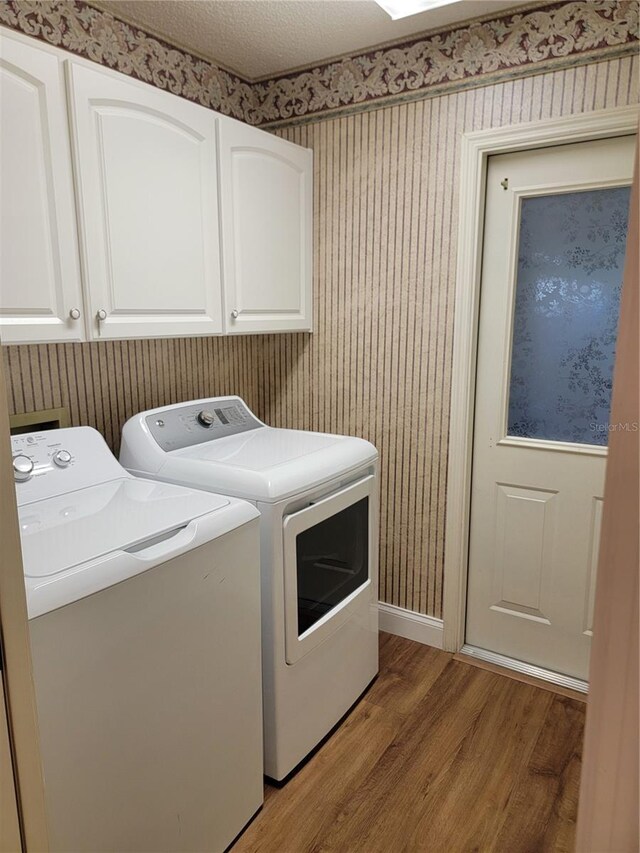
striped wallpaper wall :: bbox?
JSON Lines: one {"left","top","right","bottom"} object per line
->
{"left": 3, "top": 53, "right": 638, "bottom": 618}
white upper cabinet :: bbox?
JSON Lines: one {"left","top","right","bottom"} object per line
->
{"left": 67, "top": 62, "right": 223, "bottom": 339}
{"left": 218, "top": 118, "right": 313, "bottom": 334}
{"left": 0, "top": 29, "right": 313, "bottom": 343}
{"left": 0, "top": 34, "right": 85, "bottom": 343}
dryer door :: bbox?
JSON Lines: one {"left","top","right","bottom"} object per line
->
{"left": 283, "top": 475, "right": 374, "bottom": 664}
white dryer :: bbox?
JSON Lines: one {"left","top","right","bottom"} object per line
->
{"left": 120, "top": 397, "right": 379, "bottom": 781}
{"left": 13, "top": 426, "right": 263, "bottom": 853}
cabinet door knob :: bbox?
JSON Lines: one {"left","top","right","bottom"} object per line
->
{"left": 69, "top": 307, "right": 81, "bottom": 320}
{"left": 231, "top": 309, "right": 239, "bottom": 319}
{"left": 96, "top": 309, "right": 107, "bottom": 321}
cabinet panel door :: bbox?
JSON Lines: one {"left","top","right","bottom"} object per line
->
{"left": 219, "top": 118, "right": 313, "bottom": 334}
{"left": 68, "top": 62, "right": 222, "bottom": 340}
{"left": 0, "top": 34, "right": 85, "bottom": 343}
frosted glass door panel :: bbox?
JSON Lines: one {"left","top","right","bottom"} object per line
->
{"left": 508, "top": 186, "right": 630, "bottom": 446}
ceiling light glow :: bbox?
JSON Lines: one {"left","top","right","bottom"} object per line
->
{"left": 373, "top": 0, "right": 463, "bottom": 21}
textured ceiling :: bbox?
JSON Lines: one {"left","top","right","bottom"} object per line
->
{"left": 93, "top": 0, "right": 535, "bottom": 80}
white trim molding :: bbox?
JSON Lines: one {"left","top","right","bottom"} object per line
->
{"left": 378, "top": 602, "right": 444, "bottom": 649}
{"left": 442, "top": 105, "right": 639, "bottom": 654}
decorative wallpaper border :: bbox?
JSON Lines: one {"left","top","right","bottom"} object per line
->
{"left": 253, "top": 1, "right": 639, "bottom": 126}
{"left": 0, "top": 1, "right": 637, "bottom": 127}
{"left": 0, "top": 0, "right": 255, "bottom": 121}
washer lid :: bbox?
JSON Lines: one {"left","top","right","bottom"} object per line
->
{"left": 19, "top": 477, "right": 229, "bottom": 578}
{"left": 162, "top": 427, "right": 377, "bottom": 502}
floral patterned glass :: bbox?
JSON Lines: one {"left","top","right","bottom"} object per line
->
{"left": 507, "top": 186, "right": 630, "bottom": 446}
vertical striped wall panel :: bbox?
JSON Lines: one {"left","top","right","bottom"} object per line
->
{"left": 4, "top": 55, "right": 637, "bottom": 618}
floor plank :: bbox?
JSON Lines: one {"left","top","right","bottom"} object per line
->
{"left": 232, "top": 634, "right": 585, "bottom": 853}
{"left": 490, "top": 695, "right": 584, "bottom": 853}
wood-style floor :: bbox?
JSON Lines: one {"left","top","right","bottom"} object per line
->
{"left": 232, "top": 633, "right": 585, "bottom": 853}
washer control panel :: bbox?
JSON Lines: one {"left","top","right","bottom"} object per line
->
{"left": 11, "top": 433, "right": 76, "bottom": 483}
{"left": 145, "top": 398, "right": 262, "bottom": 452}
{"left": 11, "top": 427, "right": 126, "bottom": 505}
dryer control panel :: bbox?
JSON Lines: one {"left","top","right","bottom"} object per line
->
{"left": 145, "top": 397, "right": 263, "bottom": 452}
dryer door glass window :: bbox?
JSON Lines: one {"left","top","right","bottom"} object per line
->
{"left": 295, "top": 497, "right": 369, "bottom": 635}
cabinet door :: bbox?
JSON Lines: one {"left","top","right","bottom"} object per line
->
{"left": 218, "top": 118, "right": 313, "bottom": 334}
{"left": 68, "top": 62, "right": 222, "bottom": 340}
{"left": 0, "top": 34, "right": 85, "bottom": 343}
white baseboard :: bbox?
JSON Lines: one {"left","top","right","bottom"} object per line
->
{"left": 378, "top": 602, "right": 444, "bottom": 650}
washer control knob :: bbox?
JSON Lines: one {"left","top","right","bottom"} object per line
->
{"left": 13, "top": 454, "right": 34, "bottom": 482}
{"left": 53, "top": 449, "right": 72, "bottom": 468}
{"left": 197, "top": 410, "right": 215, "bottom": 428}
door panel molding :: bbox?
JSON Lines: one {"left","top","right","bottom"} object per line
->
{"left": 496, "top": 436, "right": 608, "bottom": 457}
{"left": 583, "top": 497, "right": 604, "bottom": 637}
{"left": 491, "top": 484, "right": 557, "bottom": 624}
{"left": 442, "top": 105, "right": 639, "bottom": 653}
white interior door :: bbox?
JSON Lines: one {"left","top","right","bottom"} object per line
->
{"left": 218, "top": 116, "right": 313, "bottom": 334}
{"left": 68, "top": 61, "right": 222, "bottom": 340}
{"left": 0, "top": 33, "right": 85, "bottom": 343}
{"left": 465, "top": 135, "right": 635, "bottom": 683}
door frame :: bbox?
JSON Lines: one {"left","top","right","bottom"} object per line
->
{"left": 442, "top": 105, "right": 639, "bottom": 654}
{"left": 0, "top": 351, "right": 49, "bottom": 850}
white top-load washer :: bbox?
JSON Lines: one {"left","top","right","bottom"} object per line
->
{"left": 120, "top": 396, "right": 379, "bottom": 781}
{"left": 13, "top": 426, "right": 263, "bottom": 852}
